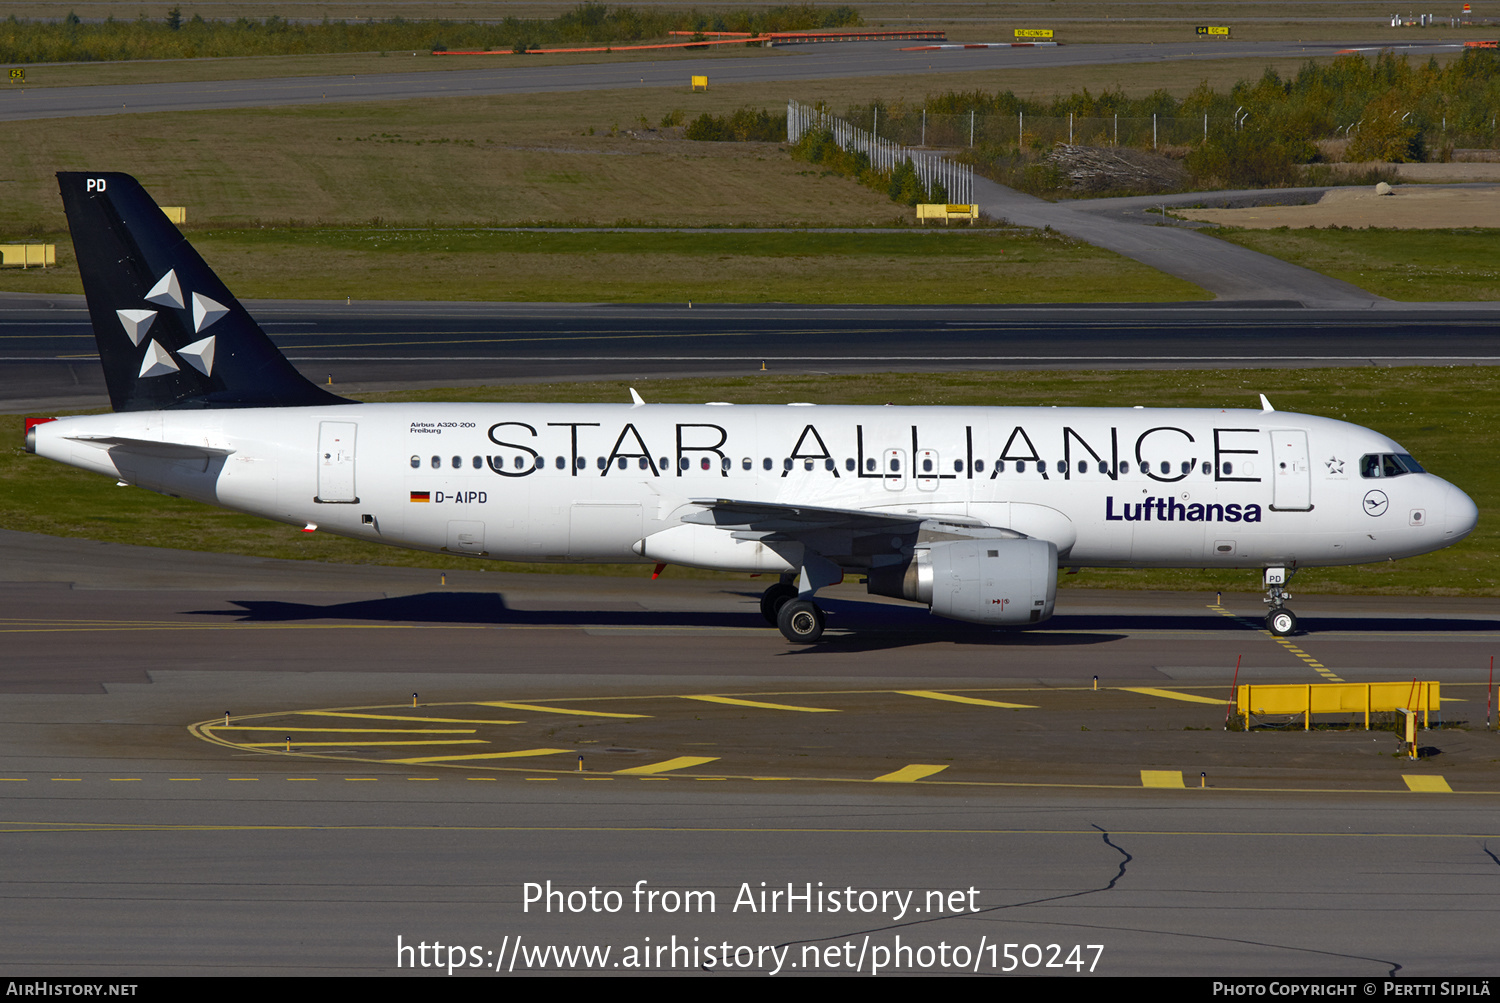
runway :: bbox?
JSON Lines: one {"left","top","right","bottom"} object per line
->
{"left": 0, "top": 40, "right": 1443, "bottom": 122}
{"left": 4, "top": 296, "right": 1499, "bottom": 412}
{"left": 0, "top": 529, "right": 1496, "bottom": 975}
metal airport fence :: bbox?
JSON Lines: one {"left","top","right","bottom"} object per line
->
{"left": 787, "top": 99, "right": 974, "bottom": 205}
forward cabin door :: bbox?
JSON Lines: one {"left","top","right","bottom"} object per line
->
{"left": 316, "top": 421, "right": 358, "bottom": 503}
{"left": 1269, "top": 429, "right": 1312, "bottom": 511}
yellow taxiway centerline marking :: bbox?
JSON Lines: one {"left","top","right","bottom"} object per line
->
{"left": 872, "top": 764, "right": 949, "bottom": 782}
{"left": 476, "top": 701, "right": 648, "bottom": 718}
{"left": 1141, "top": 770, "right": 1187, "bottom": 788}
{"left": 1119, "top": 687, "right": 1226, "bottom": 706}
{"left": 210, "top": 726, "right": 476, "bottom": 733}
{"left": 1403, "top": 775, "right": 1453, "bottom": 792}
{"left": 238, "top": 740, "right": 488, "bottom": 748}
{"left": 680, "top": 695, "right": 839, "bottom": 713}
{"left": 386, "top": 749, "right": 573, "bottom": 764}
{"left": 295, "top": 711, "right": 523, "bottom": 725}
{"left": 896, "top": 690, "right": 1038, "bottom": 709}
{"left": 615, "top": 756, "right": 720, "bottom": 775}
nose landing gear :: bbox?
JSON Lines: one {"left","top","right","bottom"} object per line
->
{"left": 1263, "top": 567, "right": 1297, "bottom": 636}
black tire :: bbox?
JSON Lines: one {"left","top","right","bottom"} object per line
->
{"left": 777, "top": 599, "right": 825, "bottom": 643}
{"left": 760, "top": 583, "right": 799, "bottom": 626}
{"left": 1267, "top": 609, "right": 1298, "bottom": 636}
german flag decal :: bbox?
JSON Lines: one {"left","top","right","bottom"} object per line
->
{"left": 410, "top": 491, "right": 430, "bottom": 503}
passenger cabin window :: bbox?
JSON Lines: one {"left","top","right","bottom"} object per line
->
{"left": 410, "top": 455, "right": 420, "bottom": 469}
{"left": 430, "top": 456, "right": 440, "bottom": 469}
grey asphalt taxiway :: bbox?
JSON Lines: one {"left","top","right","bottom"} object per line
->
{"left": 0, "top": 40, "right": 1458, "bottom": 123}
{"left": 4, "top": 295, "right": 1500, "bottom": 413}
{"left": 1, "top": 528, "right": 1497, "bottom": 975}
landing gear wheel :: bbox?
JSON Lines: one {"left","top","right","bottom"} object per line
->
{"left": 777, "top": 599, "right": 825, "bottom": 643}
{"left": 1267, "top": 609, "right": 1298, "bottom": 636}
{"left": 760, "top": 583, "right": 799, "bottom": 626}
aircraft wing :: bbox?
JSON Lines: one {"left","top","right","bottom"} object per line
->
{"left": 683, "top": 498, "right": 1022, "bottom": 565}
{"left": 683, "top": 498, "right": 927, "bottom": 536}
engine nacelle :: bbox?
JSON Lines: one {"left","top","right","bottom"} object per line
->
{"left": 867, "top": 537, "right": 1057, "bottom": 626}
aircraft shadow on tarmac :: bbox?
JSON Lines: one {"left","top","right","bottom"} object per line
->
{"left": 182, "top": 592, "right": 1495, "bottom": 648}
{"left": 183, "top": 590, "right": 1125, "bottom": 648}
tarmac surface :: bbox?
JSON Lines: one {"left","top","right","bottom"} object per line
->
{"left": 4, "top": 296, "right": 1500, "bottom": 413}
{"left": 0, "top": 40, "right": 1450, "bottom": 122}
{"left": 0, "top": 528, "right": 1496, "bottom": 975}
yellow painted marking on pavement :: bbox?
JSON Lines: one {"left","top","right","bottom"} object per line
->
{"left": 614, "top": 756, "right": 720, "bottom": 775}
{"left": 211, "top": 726, "right": 475, "bottom": 733}
{"left": 1120, "top": 687, "right": 1225, "bottom": 706}
{"left": 297, "top": 711, "right": 522, "bottom": 725}
{"left": 407, "top": 777, "right": 440, "bottom": 781}
{"left": 476, "top": 701, "right": 648, "bottom": 718}
{"left": 239, "top": 740, "right": 487, "bottom": 748}
{"left": 1403, "top": 775, "right": 1453, "bottom": 793}
{"left": 51, "top": 778, "right": 82, "bottom": 782}
{"left": 285, "top": 778, "right": 318, "bottom": 781}
{"left": 169, "top": 778, "right": 201, "bottom": 781}
{"left": 227, "top": 778, "right": 259, "bottom": 781}
{"left": 108, "top": 779, "right": 141, "bottom": 782}
{"left": 0, "top": 779, "right": 27, "bottom": 782}
{"left": 873, "top": 764, "right": 949, "bottom": 782}
{"left": 466, "top": 777, "right": 498, "bottom": 781}
{"left": 897, "top": 690, "right": 1038, "bottom": 709}
{"left": 344, "top": 778, "right": 378, "bottom": 781}
{"left": 1141, "top": 770, "right": 1186, "bottom": 788}
{"left": 680, "top": 695, "right": 839, "bottom": 713}
{"left": 386, "top": 748, "right": 572, "bottom": 764}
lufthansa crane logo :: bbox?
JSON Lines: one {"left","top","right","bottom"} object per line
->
{"left": 1363, "top": 489, "right": 1389, "bottom": 517}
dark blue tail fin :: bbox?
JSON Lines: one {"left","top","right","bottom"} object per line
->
{"left": 57, "top": 172, "right": 352, "bottom": 412}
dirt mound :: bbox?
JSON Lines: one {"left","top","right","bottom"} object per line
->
{"left": 1176, "top": 185, "right": 1500, "bottom": 229}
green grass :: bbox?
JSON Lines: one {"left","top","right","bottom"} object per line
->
{"left": 1205, "top": 228, "right": 1500, "bottom": 301}
{"left": 0, "top": 227, "right": 1207, "bottom": 303}
{"left": 6, "top": 366, "right": 1495, "bottom": 595}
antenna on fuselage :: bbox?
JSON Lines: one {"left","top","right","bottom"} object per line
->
{"left": 1259, "top": 394, "right": 1275, "bottom": 413}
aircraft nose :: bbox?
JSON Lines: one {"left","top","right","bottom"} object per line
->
{"left": 1442, "top": 480, "right": 1478, "bottom": 543}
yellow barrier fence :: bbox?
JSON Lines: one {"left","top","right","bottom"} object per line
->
{"left": 916, "top": 203, "right": 979, "bottom": 225}
{"left": 1237, "top": 681, "right": 1439, "bottom": 730}
{"left": 0, "top": 244, "right": 55, "bottom": 268}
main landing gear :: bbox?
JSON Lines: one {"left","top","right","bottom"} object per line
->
{"left": 759, "top": 578, "right": 826, "bottom": 643}
{"left": 1263, "top": 567, "right": 1297, "bottom": 636}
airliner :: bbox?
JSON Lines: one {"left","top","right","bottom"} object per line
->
{"left": 24, "top": 173, "right": 1479, "bottom": 642}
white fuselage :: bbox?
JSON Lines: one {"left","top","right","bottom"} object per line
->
{"left": 31, "top": 403, "right": 1477, "bottom": 573}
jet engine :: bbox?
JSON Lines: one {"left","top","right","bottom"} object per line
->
{"left": 866, "top": 536, "right": 1058, "bottom": 626}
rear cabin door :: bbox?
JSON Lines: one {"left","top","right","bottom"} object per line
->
{"left": 316, "top": 421, "right": 358, "bottom": 503}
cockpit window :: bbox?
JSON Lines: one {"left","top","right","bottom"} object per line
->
{"left": 1361, "top": 453, "right": 1424, "bottom": 478}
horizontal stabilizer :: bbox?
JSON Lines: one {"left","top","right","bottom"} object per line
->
{"left": 66, "top": 434, "right": 236, "bottom": 460}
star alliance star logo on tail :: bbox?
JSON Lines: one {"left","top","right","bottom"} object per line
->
{"left": 114, "top": 268, "right": 228, "bottom": 379}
